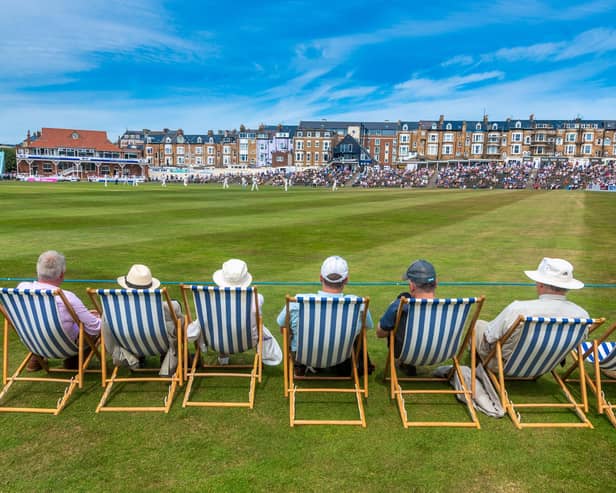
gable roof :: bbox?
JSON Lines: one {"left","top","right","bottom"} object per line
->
{"left": 25, "top": 128, "right": 121, "bottom": 151}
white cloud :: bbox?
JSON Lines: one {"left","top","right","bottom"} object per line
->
{"left": 394, "top": 72, "right": 505, "bottom": 98}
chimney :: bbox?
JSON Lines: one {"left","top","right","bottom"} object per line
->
{"left": 439, "top": 114, "right": 445, "bottom": 128}
{"left": 529, "top": 113, "right": 535, "bottom": 121}
{"left": 483, "top": 114, "right": 489, "bottom": 125}
{"left": 26, "top": 130, "right": 31, "bottom": 146}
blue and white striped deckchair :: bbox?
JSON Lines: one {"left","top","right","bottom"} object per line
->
{"left": 180, "top": 285, "right": 262, "bottom": 409}
{"left": 88, "top": 288, "right": 182, "bottom": 413}
{"left": 388, "top": 296, "right": 484, "bottom": 429}
{"left": 0, "top": 288, "right": 99, "bottom": 415}
{"left": 283, "top": 295, "right": 370, "bottom": 427}
{"left": 564, "top": 320, "right": 615, "bottom": 426}
{"left": 481, "top": 315, "right": 604, "bottom": 429}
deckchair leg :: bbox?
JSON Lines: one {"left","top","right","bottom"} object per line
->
{"left": 97, "top": 366, "right": 120, "bottom": 412}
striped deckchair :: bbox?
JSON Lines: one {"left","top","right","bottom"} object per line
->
{"left": 563, "top": 320, "right": 615, "bottom": 427}
{"left": 282, "top": 295, "right": 370, "bottom": 427}
{"left": 0, "top": 288, "right": 100, "bottom": 415}
{"left": 180, "top": 285, "right": 262, "bottom": 409}
{"left": 88, "top": 288, "right": 182, "bottom": 413}
{"left": 386, "top": 296, "right": 484, "bottom": 429}
{"left": 481, "top": 315, "right": 604, "bottom": 429}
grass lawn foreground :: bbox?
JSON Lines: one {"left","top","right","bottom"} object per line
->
{"left": 0, "top": 181, "right": 615, "bottom": 492}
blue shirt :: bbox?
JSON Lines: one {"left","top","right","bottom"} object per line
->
{"left": 276, "top": 290, "right": 373, "bottom": 351}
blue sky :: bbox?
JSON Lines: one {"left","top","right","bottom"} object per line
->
{"left": 2, "top": 0, "right": 615, "bottom": 144}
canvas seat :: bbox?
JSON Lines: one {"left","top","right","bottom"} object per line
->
{"left": 0, "top": 288, "right": 100, "bottom": 415}
{"left": 385, "top": 296, "right": 484, "bottom": 428}
{"left": 88, "top": 288, "right": 182, "bottom": 413}
{"left": 282, "top": 295, "right": 370, "bottom": 427}
{"left": 180, "top": 285, "right": 262, "bottom": 409}
{"left": 563, "top": 321, "right": 615, "bottom": 427}
{"left": 480, "top": 316, "right": 604, "bottom": 429}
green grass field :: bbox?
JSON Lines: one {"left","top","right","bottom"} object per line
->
{"left": 1, "top": 181, "right": 615, "bottom": 492}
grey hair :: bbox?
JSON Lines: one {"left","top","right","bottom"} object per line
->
{"left": 36, "top": 250, "right": 66, "bottom": 281}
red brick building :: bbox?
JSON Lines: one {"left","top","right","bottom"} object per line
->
{"left": 17, "top": 128, "right": 147, "bottom": 179}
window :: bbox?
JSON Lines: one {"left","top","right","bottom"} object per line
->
{"left": 524, "top": 136, "right": 531, "bottom": 144}
{"left": 323, "top": 142, "right": 330, "bottom": 150}
{"left": 146, "top": 147, "right": 153, "bottom": 155}
{"left": 314, "top": 152, "right": 319, "bottom": 162}
{"left": 177, "top": 156, "right": 184, "bottom": 165}
{"left": 400, "top": 134, "right": 409, "bottom": 143}
{"left": 295, "top": 152, "right": 304, "bottom": 161}
{"left": 306, "top": 152, "right": 311, "bottom": 162}
{"left": 306, "top": 141, "right": 311, "bottom": 148}
{"left": 584, "top": 133, "right": 593, "bottom": 142}
{"left": 582, "top": 144, "right": 592, "bottom": 154}
{"left": 314, "top": 141, "right": 320, "bottom": 147}
{"left": 195, "top": 147, "right": 202, "bottom": 155}
{"left": 515, "top": 121, "right": 522, "bottom": 128}
{"left": 207, "top": 156, "right": 215, "bottom": 165}
{"left": 565, "top": 145, "right": 575, "bottom": 154}
{"left": 473, "top": 133, "right": 484, "bottom": 142}
{"left": 197, "top": 137, "right": 202, "bottom": 143}
{"left": 472, "top": 144, "right": 482, "bottom": 154}
{"left": 223, "top": 146, "right": 231, "bottom": 155}
{"left": 475, "top": 123, "right": 482, "bottom": 130}
{"left": 296, "top": 140, "right": 303, "bottom": 150}
{"left": 427, "top": 144, "right": 438, "bottom": 155}
{"left": 195, "top": 157, "right": 202, "bottom": 165}
{"left": 566, "top": 133, "right": 576, "bottom": 142}
{"left": 429, "top": 133, "right": 438, "bottom": 142}
{"left": 443, "top": 144, "right": 453, "bottom": 155}
{"left": 402, "top": 124, "right": 408, "bottom": 131}
{"left": 511, "top": 144, "right": 521, "bottom": 154}
{"left": 399, "top": 145, "right": 409, "bottom": 155}
{"left": 443, "top": 133, "right": 453, "bottom": 142}
{"left": 177, "top": 146, "right": 184, "bottom": 155}
{"left": 164, "top": 144, "right": 172, "bottom": 155}
{"left": 492, "top": 123, "right": 498, "bottom": 130}
{"left": 446, "top": 123, "right": 452, "bottom": 130}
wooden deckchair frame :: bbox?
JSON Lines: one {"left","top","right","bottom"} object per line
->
{"left": 88, "top": 288, "right": 183, "bottom": 413}
{"left": 563, "top": 319, "right": 614, "bottom": 426}
{"left": 384, "top": 296, "right": 484, "bottom": 429}
{"left": 480, "top": 315, "right": 604, "bottom": 429}
{"left": 282, "top": 295, "right": 369, "bottom": 428}
{"left": 0, "top": 289, "right": 101, "bottom": 415}
{"left": 180, "top": 285, "right": 262, "bottom": 409}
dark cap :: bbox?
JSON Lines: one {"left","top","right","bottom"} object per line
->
{"left": 403, "top": 259, "right": 436, "bottom": 284}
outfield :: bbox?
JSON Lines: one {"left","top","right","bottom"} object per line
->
{"left": 0, "top": 182, "right": 615, "bottom": 492}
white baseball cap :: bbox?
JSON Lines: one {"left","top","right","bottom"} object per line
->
{"left": 320, "top": 256, "right": 349, "bottom": 284}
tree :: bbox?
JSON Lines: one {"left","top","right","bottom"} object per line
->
{"left": 1, "top": 147, "right": 16, "bottom": 172}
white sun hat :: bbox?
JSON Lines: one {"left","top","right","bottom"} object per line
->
{"left": 117, "top": 264, "right": 160, "bottom": 289}
{"left": 213, "top": 259, "right": 253, "bottom": 288}
{"left": 524, "top": 257, "right": 584, "bottom": 290}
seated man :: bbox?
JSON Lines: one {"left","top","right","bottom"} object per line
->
{"left": 376, "top": 259, "right": 437, "bottom": 376}
{"left": 18, "top": 250, "right": 101, "bottom": 370}
{"left": 276, "top": 255, "right": 374, "bottom": 375}
{"left": 476, "top": 257, "right": 589, "bottom": 370}
{"left": 103, "top": 264, "right": 183, "bottom": 376}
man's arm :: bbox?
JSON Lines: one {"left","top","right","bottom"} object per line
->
{"left": 67, "top": 292, "right": 102, "bottom": 336}
{"left": 376, "top": 299, "right": 401, "bottom": 339}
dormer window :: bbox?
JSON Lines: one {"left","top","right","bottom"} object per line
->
{"left": 475, "top": 123, "right": 481, "bottom": 130}
{"left": 402, "top": 124, "right": 408, "bottom": 131}
{"left": 166, "top": 137, "right": 171, "bottom": 143}
{"left": 515, "top": 121, "right": 522, "bottom": 128}
{"left": 71, "top": 132, "right": 79, "bottom": 140}
{"left": 492, "top": 123, "right": 498, "bottom": 130}
{"left": 446, "top": 123, "right": 452, "bottom": 130}
{"left": 197, "top": 137, "right": 202, "bottom": 143}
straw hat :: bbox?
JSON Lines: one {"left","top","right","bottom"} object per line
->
{"left": 117, "top": 264, "right": 160, "bottom": 289}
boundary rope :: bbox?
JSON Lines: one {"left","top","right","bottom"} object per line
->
{"left": 1, "top": 278, "right": 615, "bottom": 288}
